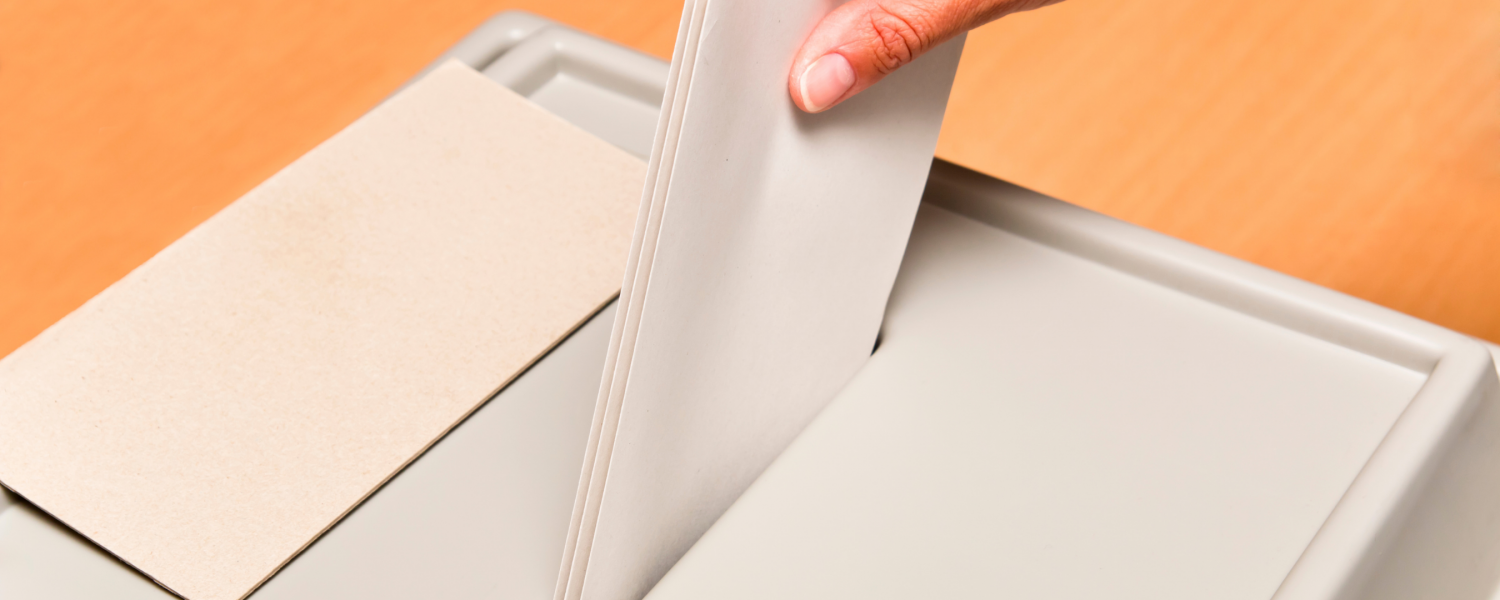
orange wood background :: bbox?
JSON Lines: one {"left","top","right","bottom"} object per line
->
{"left": 2, "top": 0, "right": 1497, "bottom": 359}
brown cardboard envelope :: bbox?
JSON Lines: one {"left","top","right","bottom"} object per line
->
{"left": 0, "top": 61, "right": 643, "bottom": 600}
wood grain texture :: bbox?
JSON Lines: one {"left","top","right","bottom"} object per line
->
{"left": 2, "top": 0, "right": 1497, "bottom": 358}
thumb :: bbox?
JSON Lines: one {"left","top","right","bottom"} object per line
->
{"left": 789, "top": 0, "right": 1062, "bottom": 113}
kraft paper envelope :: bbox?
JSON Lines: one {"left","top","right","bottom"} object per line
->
{"left": 0, "top": 61, "right": 643, "bottom": 600}
{"left": 555, "top": 1, "right": 966, "bottom": 599}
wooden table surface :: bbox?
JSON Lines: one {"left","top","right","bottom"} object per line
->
{"left": 2, "top": 0, "right": 1497, "bottom": 358}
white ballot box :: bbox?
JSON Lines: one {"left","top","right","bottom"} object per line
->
{"left": 2, "top": 12, "right": 1498, "bottom": 600}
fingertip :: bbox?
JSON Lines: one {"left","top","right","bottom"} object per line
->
{"left": 795, "top": 53, "right": 857, "bottom": 113}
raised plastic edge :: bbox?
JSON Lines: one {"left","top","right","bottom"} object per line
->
{"left": 922, "top": 159, "right": 1500, "bottom": 600}
{"left": 482, "top": 27, "right": 669, "bottom": 108}
{"left": 393, "top": 10, "right": 555, "bottom": 94}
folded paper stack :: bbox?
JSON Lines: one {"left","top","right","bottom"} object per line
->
{"left": 552, "top": 3, "right": 965, "bottom": 600}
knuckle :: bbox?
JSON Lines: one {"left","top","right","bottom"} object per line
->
{"left": 865, "top": 6, "right": 932, "bottom": 75}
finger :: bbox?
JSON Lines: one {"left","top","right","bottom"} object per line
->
{"left": 789, "top": 0, "right": 1062, "bottom": 113}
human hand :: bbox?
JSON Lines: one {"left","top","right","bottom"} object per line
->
{"left": 789, "top": 0, "right": 1065, "bottom": 113}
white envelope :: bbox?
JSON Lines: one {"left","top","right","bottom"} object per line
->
{"left": 555, "top": 3, "right": 966, "bottom": 600}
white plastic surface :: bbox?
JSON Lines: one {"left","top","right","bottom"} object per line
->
{"left": 4, "top": 11, "right": 1499, "bottom": 600}
{"left": 644, "top": 204, "right": 1424, "bottom": 600}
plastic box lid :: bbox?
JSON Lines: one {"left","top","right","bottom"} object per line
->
{"left": 2, "top": 12, "right": 1497, "bottom": 600}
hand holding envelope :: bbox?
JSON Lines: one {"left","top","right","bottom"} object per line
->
{"left": 553, "top": 2, "right": 965, "bottom": 600}
{"left": 789, "top": 0, "right": 1065, "bottom": 112}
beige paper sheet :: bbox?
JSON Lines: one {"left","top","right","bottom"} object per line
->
{"left": 0, "top": 61, "right": 642, "bottom": 600}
